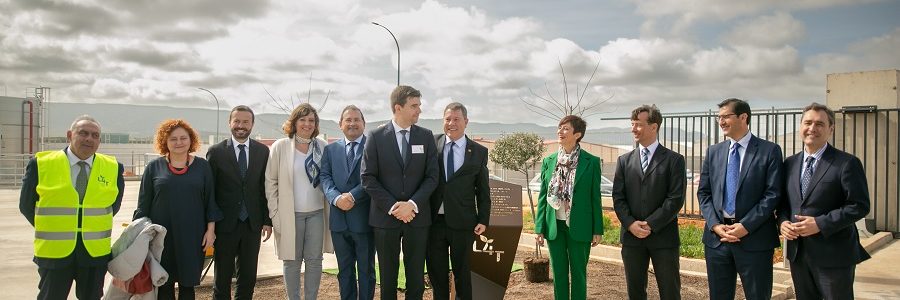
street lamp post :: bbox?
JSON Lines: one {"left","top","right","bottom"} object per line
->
{"left": 372, "top": 22, "right": 400, "bottom": 86}
{"left": 197, "top": 88, "right": 220, "bottom": 143}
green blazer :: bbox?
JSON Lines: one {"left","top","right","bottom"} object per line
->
{"left": 535, "top": 150, "right": 604, "bottom": 243}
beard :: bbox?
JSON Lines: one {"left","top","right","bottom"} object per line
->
{"left": 232, "top": 127, "right": 251, "bottom": 139}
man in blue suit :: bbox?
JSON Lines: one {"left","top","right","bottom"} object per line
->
{"left": 778, "top": 103, "right": 870, "bottom": 299}
{"left": 321, "top": 105, "right": 375, "bottom": 300}
{"left": 698, "top": 98, "right": 783, "bottom": 300}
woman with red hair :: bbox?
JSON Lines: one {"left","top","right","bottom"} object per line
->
{"left": 133, "top": 119, "right": 222, "bottom": 299}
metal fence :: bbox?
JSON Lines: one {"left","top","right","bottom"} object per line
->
{"left": 609, "top": 107, "right": 900, "bottom": 233}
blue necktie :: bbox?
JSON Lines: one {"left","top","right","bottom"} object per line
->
{"left": 724, "top": 143, "right": 741, "bottom": 216}
{"left": 237, "top": 144, "right": 249, "bottom": 221}
{"left": 801, "top": 156, "right": 815, "bottom": 197}
{"left": 347, "top": 141, "right": 357, "bottom": 171}
{"left": 446, "top": 142, "right": 455, "bottom": 181}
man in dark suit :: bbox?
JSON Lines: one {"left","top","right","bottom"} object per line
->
{"left": 613, "top": 105, "right": 685, "bottom": 300}
{"left": 698, "top": 98, "right": 783, "bottom": 300}
{"left": 426, "top": 102, "right": 491, "bottom": 300}
{"left": 361, "top": 85, "right": 440, "bottom": 300}
{"left": 321, "top": 105, "right": 376, "bottom": 300}
{"left": 20, "top": 115, "right": 125, "bottom": 300}
{"left": 207, "top": 105, "right": 272, "bottom": 300}
{"left": 778, "top": 103, "right": 870, "bottom": 300}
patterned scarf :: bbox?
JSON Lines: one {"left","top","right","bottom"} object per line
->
{"left": 547, "top": 145, "right": 580, "bottom": 225}
{"left": 296, "top": 136, "right": 323, "bottom": 188}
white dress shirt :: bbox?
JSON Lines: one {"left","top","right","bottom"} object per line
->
{"left": 439, "top": 134, "right": 466, "bottom": 214}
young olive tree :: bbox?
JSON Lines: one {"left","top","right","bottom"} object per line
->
{"left": 489, "top": 132, "right": 545, "bottom": 257}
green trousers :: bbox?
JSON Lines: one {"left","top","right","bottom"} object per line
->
{"left": 547, "top": 220, "right": 591, "bottom": 300}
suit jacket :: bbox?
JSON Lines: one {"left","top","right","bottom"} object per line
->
{"left": 429, "top": 134, "right": 491, "bottom": 231}
{"left": 777, "top": 145, "right": 871, "bottom": 267}
{"left": 612, "top": 144, "right": 686, "bottom": 248}
{"left": 698, "top": 135, "right": 783, "bottom": 251}
{"left": 534, "top": 150, "right": 604, "bottom": 243}
{"left": 19, "top": 148, "right": 125, "bottom": 268}
{"left": 321, "top": 136, "right": 372, "bottom": 233}
{"left": 361, "top": 122, "right": 440, "bottom": 229}
{"left": 207, "top": 138, "right": 271, "bottom": 233}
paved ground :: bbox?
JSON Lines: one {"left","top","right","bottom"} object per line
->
{"left": 2, "top": 181, "right": 898, "bottom": 299}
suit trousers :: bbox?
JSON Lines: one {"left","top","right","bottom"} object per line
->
{"left": 621, "top": 245, "right": 681, "bottom": 300}
{"left": 373, "top": 224, "right": 429, "bottom": 300}
{"left": 331, "top": 230, "right": 376, "bottom": 300}
{"left": 426, "top": 215, "right": 476, "bottom": 300}
{"left": 705, "top": 243, "right": 774, "bottom": 300}
{"left": 547, "top": 220, "right": 591, "bottom": 300}
{"left": 37, "top": 264, "right": 106, "bottom": 300}
{"left": 213, "top": 219, "right": 262, "bottom": 300}
{"left": 790, "top": 249, "right": 855, "bottom": 300}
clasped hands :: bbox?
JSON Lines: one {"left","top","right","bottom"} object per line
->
{"left": 712, "top": 223, "right": 749, "bottom": 243}
{"left": 390, "top": 201, "right": 417, "bottom": 223}
{"left": 335, "top": 193, "right": 355, "bottom": 211}
{"left": 780, "top": 215, "right": 820, "bottom": 240}
{"left": 628, "top": 221, "right": 652, "bottom": 239}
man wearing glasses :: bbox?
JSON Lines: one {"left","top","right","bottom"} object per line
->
{"left": 698, "top": 98, "right": 784, "bottom": 300}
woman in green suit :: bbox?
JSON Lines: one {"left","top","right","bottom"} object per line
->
{"left": 536, "top": 114, "right": 604, "bottom": 300}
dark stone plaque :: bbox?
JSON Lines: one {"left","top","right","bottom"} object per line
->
{"left": 469, "top": 179, "right": 523, "bottom": 299}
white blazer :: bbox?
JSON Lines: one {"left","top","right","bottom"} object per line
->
{"left": 265, "top": 137, "right": 333, "bottom": 260}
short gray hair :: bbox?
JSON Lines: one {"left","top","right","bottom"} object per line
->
{"left": 69, "top": 115, "right": 101, "bottom": 131}
{"left": 444, "top": 102, "right": 467, "bottom": 119}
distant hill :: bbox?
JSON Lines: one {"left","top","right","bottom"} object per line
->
{"left": 44, "top": 102, "right": 690, "bottom": 145}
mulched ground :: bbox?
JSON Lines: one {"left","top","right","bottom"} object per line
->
{"left": 195, "top": 248, "right": 744, "bottom": 299}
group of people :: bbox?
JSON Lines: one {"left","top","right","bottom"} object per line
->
{"left": 604, "top": 99, "right": 870, "bottom": 300}
{"left": 18, "top": 85, "right": 494, "bottom": 300}
{"left": 18, "top": 89, "right": 871, "bottom": 300}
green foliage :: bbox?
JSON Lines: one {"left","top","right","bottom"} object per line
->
{"left": 678, "top": 224, "right": 705, "bottom": 258}
{"left": 488, "top": 132, "right": 544, "bottom": 175}
{"left": 491, "top": 132, "right": 545, "bottom": 257}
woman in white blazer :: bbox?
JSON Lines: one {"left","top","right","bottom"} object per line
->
{"left": 265, "top": 103, "right": 332, "bottom": 300}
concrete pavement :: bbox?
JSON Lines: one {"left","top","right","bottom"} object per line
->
{"left": 2, "top": 182, "right": 898, "bottom": 299}
{"left": 1, "top": 181, "right": 337, "bottom": 299}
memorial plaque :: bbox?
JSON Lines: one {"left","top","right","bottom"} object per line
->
{"left": 470, "top": 179, "right": 523, "bottom": 299}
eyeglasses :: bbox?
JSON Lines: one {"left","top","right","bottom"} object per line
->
{"left": 715, "top": 113, "right": 737, "bottom": 121}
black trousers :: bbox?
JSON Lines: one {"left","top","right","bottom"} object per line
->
{"left": 426, "top": 215, "right": 476, "bottom": 300}
{"left": 213, "top": 220, "right": 262, "bottom": 300}
{"left": 373, "top": 225, "right": 429, "bottom": 300}
{"left": 37, "top": 264, "right": 106, "bottom": 300}
{"left": 621, "top": 245, "right": 681, "bottom": 300}
{"left": 790, "top": 251, "right": 856, "bottom": 300}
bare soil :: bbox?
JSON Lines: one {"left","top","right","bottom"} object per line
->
{"left": 195, "top": 248, "right": 744, "bottom": 299}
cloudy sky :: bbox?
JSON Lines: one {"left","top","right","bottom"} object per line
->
{"left": 1, "top": 0, "right": 898, "bottom": 126}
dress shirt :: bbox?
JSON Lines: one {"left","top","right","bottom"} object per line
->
{"left": 438, "top": 134, "right": 467, "bottom": 214}
{"left": 638, "top": 140, "right": 660, "bottom": 166}
{"left": 723, "top": 132, "right": 752, "bottom": 218}
{"left": 231, "top": 136, "right": 249, "bottom": 168}
{"left": 802, "top": 143, "right": 828, "bottom": 177}
{"left": 66, "top": 147, "right": 93, "bottom": 187}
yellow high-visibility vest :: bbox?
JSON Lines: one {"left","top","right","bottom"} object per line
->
{"left": 34, "top": 150, "right": 118, "bottom": 258}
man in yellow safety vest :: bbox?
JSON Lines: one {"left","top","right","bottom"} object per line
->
{"left": 19, "top": 115, "right": 124, "bottom": 300}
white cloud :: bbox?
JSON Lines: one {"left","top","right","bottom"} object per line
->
{"left": 723, "top": 12, "right": 806, "bottom": 48}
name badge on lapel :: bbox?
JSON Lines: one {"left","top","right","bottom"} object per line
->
{"left": 411, "top": 145, "right": 424, "bottom": 154}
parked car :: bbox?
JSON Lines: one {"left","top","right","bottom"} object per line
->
{"left": 528, "top": 174, "right": 613, "bottom": 196}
